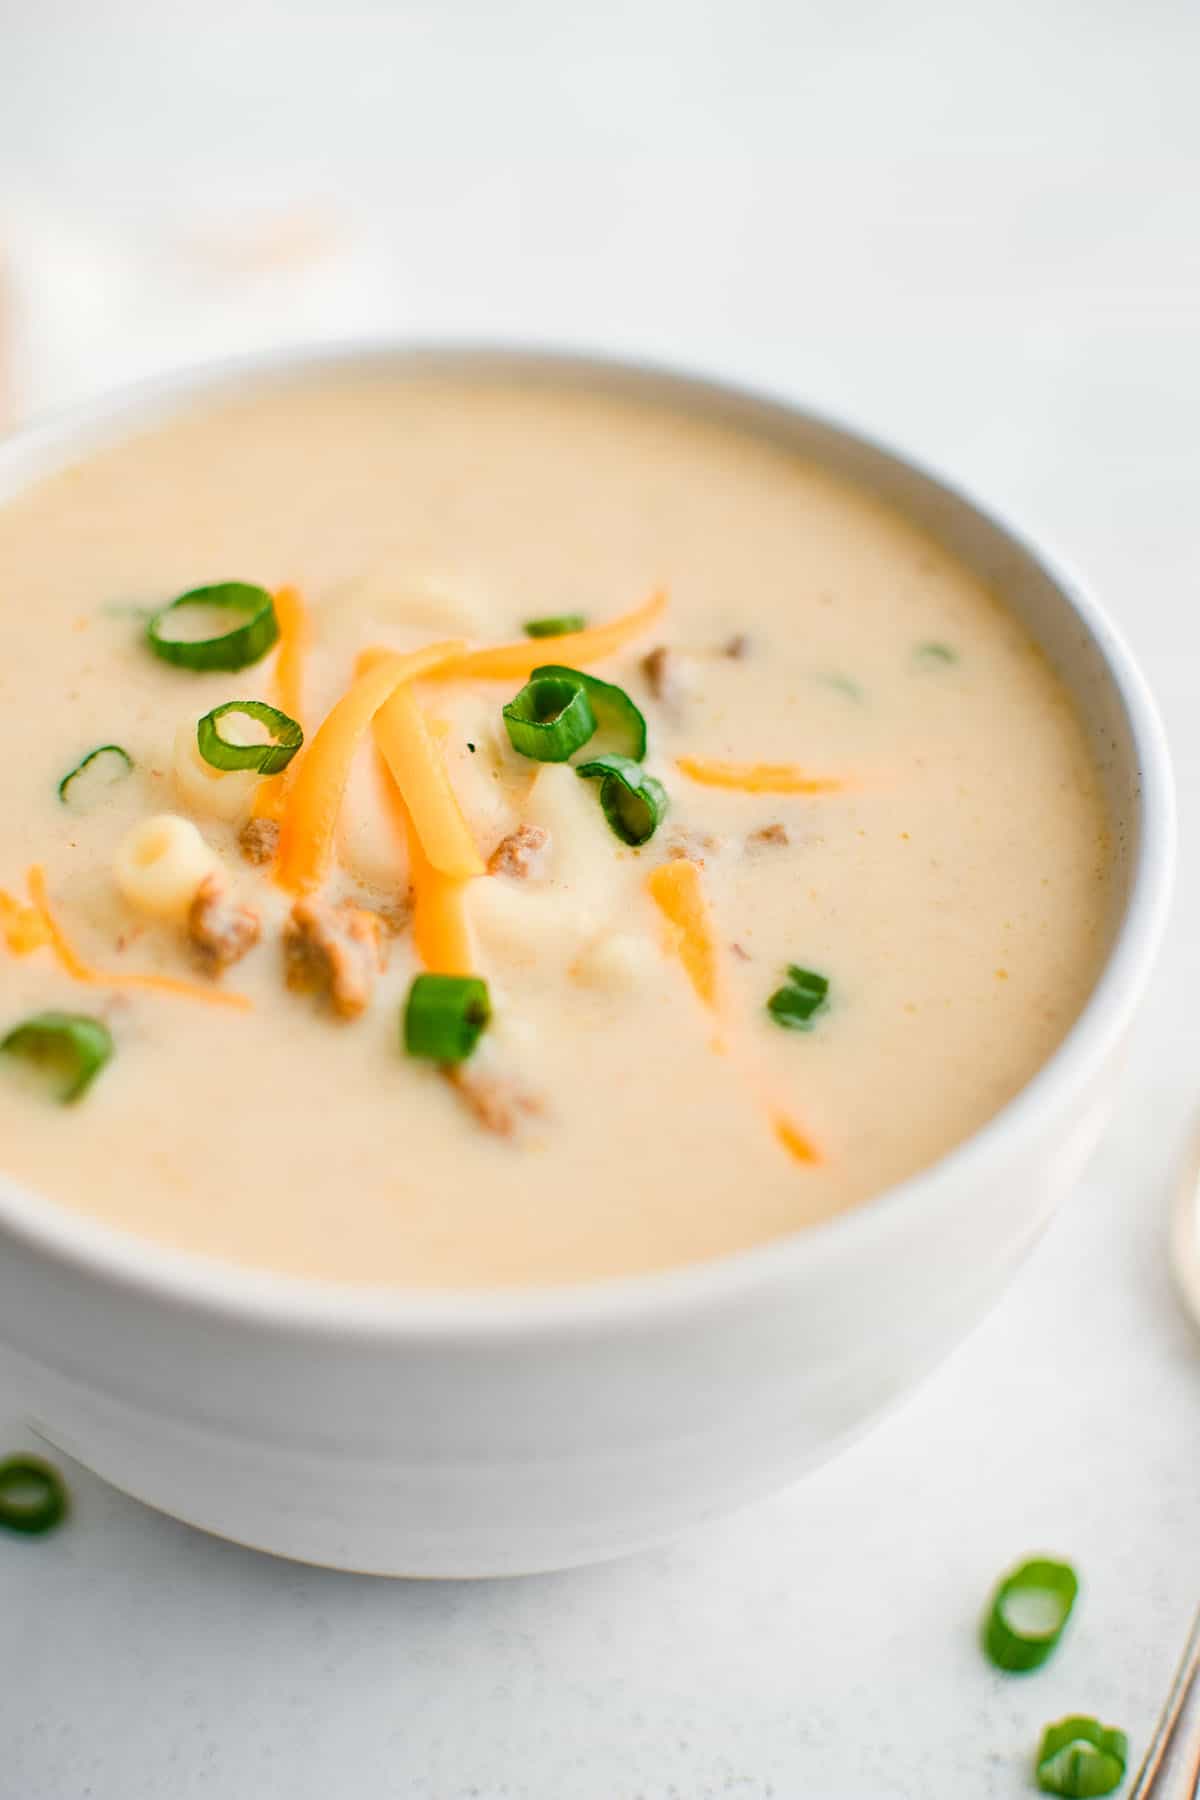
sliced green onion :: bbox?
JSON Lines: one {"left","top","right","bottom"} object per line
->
{"left": 576, "top": 753, "right": 668, "bottom": 846}
{"left": 57, "top": 743, "right": 134, "bottom": 808}
{"left": 767, "top": 966, "right": 830, "bottom": 1031}
{"left": 502, "top": 676, "right": 597, "bottom": 762}
{"left": 197, "top": 701, "right": 303, "bottom": 775}
{"left": 914, "top": 641, "right": 957, "bottom": 667}
{"left": 0, "top": 1454, "right": 69, "bottom": 1536}
{"left": 523, "top": 614, "right": 587, "bottom": 638}
{"left": 1036, "top": 1717, "right": 1128, "bottom": 1797}
{"left": 146, "top": 582, "right": 278, "bottom": 672}
{"left": 815, "top": 672, "right": 863, "bottom": 702}
{"left": 983, "top": 1557, "right": 1078, "bottom": 1672}
{"left": 404, "top": 974, "right": 491, "bottom": 1063}
{"left": 533, "top": 664, "right": 647, "bottom": 760}
{"left": 1, "top": 1012, "right": 114, "bottom": 1104}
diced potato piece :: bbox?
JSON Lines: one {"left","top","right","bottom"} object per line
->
{"left": 316, "top": 569, "right": 489, "bottom": 659}
{"left": 172, "top": 720, "right": 259, "bottom": 823}
{"left": 469, "top": 877, "right": 600, "bottom": 973}
{"left": 525, "top": 764, "right": 626, "bottom": 903}
{"left": 114, "top": 814, "right": 221, "bottom": 921}
{"left": 571, "top": 931, "right": 656, "bottom": 992}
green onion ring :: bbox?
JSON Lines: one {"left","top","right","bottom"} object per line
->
{"left": 57, "top": 744, "right": 134, "bottom": 806}
{"left": 0, "top": 1012, "right": 114, "bottom": 1104}
{"left": 532, "top": 663, "right": 647, "bottom": 760}
{"left": 576, "top": 753, "right": 668, "bottom": 846}
{"left": 502, "top": 676, "right": 597, "bottom": 762}
{"left": 403, "top": 974, "right": 491, "bottom": 1063}
{"left": 523, "top": 614, "right": 587, "bottom": 638}
{"left": 196, "top": 701, "right": 303, "bottom": 775}
{"left": 767, "top": 965, "right": 830, "bottom": 1031}
{"left": 983, "top": 1557, "right": 1079, "bottom": 1672}
{"left": 146, "top": 582, "right": 278, "bottom": 672}
{"left": 1035, "top": 1717, "right": 1128, "bottom": 1797}
{"left": 0, "top": 1454, "right": 69, "bottom": 1536}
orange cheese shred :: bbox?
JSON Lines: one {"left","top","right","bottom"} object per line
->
{"left": 645, "top": 858, "right": 720, "bottom": 1013}
{"left": 371, "top": 680, "right": 484, "bottom": 880}
{"left": 646, "top": 857, "right": 820, "bottom": 1167}
{"left": 676, "top": 756, "right": 844, "bottom": 795}
{"left": 269, "top": 585, "right": 309, "bottom": 725}
{"left": 252, "top": 585, "right": 311, "bottom": 825}
{"left": 25, "top": 866, "right": 251, "bottom": 1011}
{"left": 1, "top": 889, "right": 51, "bottom": 955}
{"left": 430, "top": 588, "right": 667, "bottom": 683}
{"left": 368, "top": 729, "right": 478, "bottom": 974}
{"left": 276, "top": 638, "right": 465, "bottom": 894}
{"left": 404, "top": 815, "right": 476, "bottom": 975}
{"left": 772, "top": 1112, "right": 822, "bottom": 1165}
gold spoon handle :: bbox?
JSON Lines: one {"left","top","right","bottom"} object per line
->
{"left": 1130, "top": 1608, "right": 1200, "bottom": 1798}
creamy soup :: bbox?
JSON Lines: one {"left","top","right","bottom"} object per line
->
{"left": 0, "top": 369, "right": 1113, "bottom": 1285}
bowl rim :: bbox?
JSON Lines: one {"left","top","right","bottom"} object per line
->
{"left": 0, "top": 336, "right": 1177, "bottom": 1341}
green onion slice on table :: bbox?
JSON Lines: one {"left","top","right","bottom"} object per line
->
{"left": 0, "top": 1012, "right": 114, "bottom": 1104}
{"left": 576, "top": 753, "right": 668, "bottom": 846}
{"left": 532, "top": 664, "right": 647, "bottom": 760}
{"left": 404, "top": 974, "right": 491, "bottom": 1063}
{"left": 0, "top": 1454, "right": 69, "bottom": 1536}
{"left": 57, "top": 744, "right": 133, "bottom": 808}
{"left": 983, "top": 1557, "right": 1079, "bottom": 1671}
{"left": 767, "top": 966, "right": 830, "bottom": 1032}
{"left": 1035, "top": 1717, "right": 1128, "bottom": 1797}
{"left": 146, "top": 582, "right": 278, "bottom": 672}
{"left": 523, "top": 614, "right": 587, "bottom": 638}
{"left": 196, "top": 701, "right": 303, "bottom": 775}
{"left": 502, "top": 675, "right": 597, "bottom": 762}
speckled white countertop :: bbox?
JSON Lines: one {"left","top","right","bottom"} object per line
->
{"left": 2, "top": 3, "right": 1199, "bottom": 1794}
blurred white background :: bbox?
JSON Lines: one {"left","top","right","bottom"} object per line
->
{"left": 2, "top": 3, "right": 1198, "bottom": 1796}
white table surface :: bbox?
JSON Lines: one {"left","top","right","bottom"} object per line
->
{"left": 2, "top": 3, "right": 1198, "bottom": 1794}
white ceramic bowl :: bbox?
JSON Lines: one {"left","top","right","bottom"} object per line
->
{"left": 0, "top": 345, "right": 1175, "bottom": 1576}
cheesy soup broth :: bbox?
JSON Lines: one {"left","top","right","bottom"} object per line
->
{"left": 0, "top": 369, "right": 1113, "bottom": 1285}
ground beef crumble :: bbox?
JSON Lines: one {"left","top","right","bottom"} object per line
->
{"left": 441, "top": 1065, "right": 544, "bottom": 1137}
{"left": 283, "top": 898, "right": 387, "bottom": 1019}
{"left": 187, "top": 876, "right": 261, "bottom": 974}
{"left": 664, "top": 829, "right": 720, "bottom": 865}
{"left": 641, "top": 644, "right": 677, "bottom": 703}
{"left": 238, "top": 817, "right": 280, "bottom": 865}
{"left": 487, "top": 824, "right": 550, "bottom": 879}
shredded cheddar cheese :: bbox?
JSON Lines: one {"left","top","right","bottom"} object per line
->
{"left": 0, "top": 888, "right": 51, "bottom": 955}
{"left": 371, "top": 678, "right": 484, "bottom": 881}
{"left": 26, "top": 866, "right": 251, "bottom": 1011}
{"left": 429, "top": 589, "right": 667, "bottom": 683}
{"left": 772, "top": 1112, "right": 821, "bottom": 1165}
{"left": 366, "top": 716, "right": 479, "bottom": 974}
{"left": 676, "top": 757, "right": 844, "bottom": 795}
{"left": 405, "top": 814, "right": 477, "bottom": 975}
{"left": 276, "top": 638, "right": 465, "bottom": 894}
{"left": 252, "top": 585, "right": 311, "bottom": 826}
{"left": 645, "top": 858, "right": 720, "bottom": 1012}
{"left": 647, "top": 856, "right": 820, "bottom": 1166}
